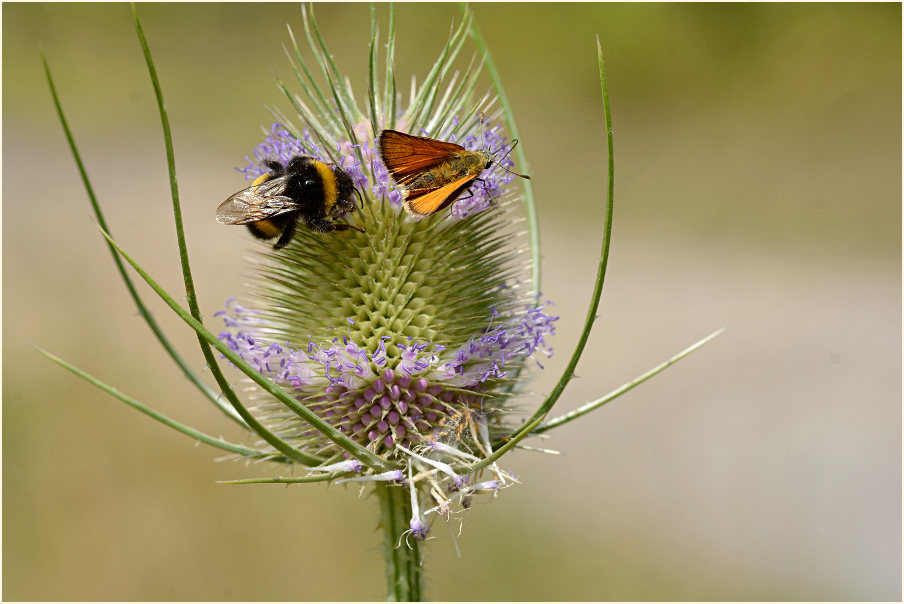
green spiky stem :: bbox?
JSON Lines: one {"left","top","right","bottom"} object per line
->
{"left": 377, "top": 483, "right": 423, "bottom": 601}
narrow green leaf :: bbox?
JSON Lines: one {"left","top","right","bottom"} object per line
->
{"left": 279, "top": 46, "right": 336, "bottom": 136}
{"left": 442, "top": 59, "right": 488, "bottom": 140}
{"left": 416, "top": 15, "right": 472, "bottom": 131}
{"left": 97, "top": 225, "right": 392, "bottom": 472}
{"left": 536, "top": 329, "right": 725, "bottom": 433}
{"left": 427, "top": 69, "right": 463, "bottom": 135}
{"left": 384, "top": 4, "right": 397, "bottom": 131}
{"left": 285, "top": 24, "right": 337, "bottom": 134}
{"left": 430, "top": 54, "right": 483, "bottom": 136}
{"left": 132, "top": 5, "right": 327, "bottom": 468}
{"left": 388, "top": 69, "right": 397, "bottom": 132}
{"left": 452, "top": 413, "right": 546, "bottom": 473}
{"left": 509, "top": 36, "right": 615, "bottom": 440}
{"left": 296, "top": 5, "right": 366, "bottom": 169}
{"left": 407, "top": 13, "right": 472, "bottom": 133}
{"left": 37, "top": 346, "right": 274, "bottom": 459}
{"left": 317, "top": 56, "right": 368, "bottom": 170}
{"left": 218, "top": 474, "right": 344, "bottom": 485}
{"left": 304, "top": 3, "right": 364, "bottom": 123}
{"left": 465, "top": 11, "right": 539, "bottom": 395}
{"left": 450, "top": 91, "right": 493, "bottom": 142}
{"left": 41, "top": 46, "right": 245, "bottom": 429}
{"left": 367, "top": 8, "right": 381, "bottom": 137}
{"left": 274, "top": 79, "right": 339, "bottom": 165}
{"left": 465, "top": 10, "right": 540, "bottom": 296}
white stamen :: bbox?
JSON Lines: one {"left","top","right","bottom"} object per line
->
{"left": 335, "top": 469, "right": 403, "bottom": 484}
{"left": 473, "top": 414, "right": 507, "bottom": 485}
{"left": 396, "top": 443, "right": 461, "bottom": 484}
{"left": 308, "top": 459, "right": 362, "bottom": 475}
{"left": 396, "top": 461, "right": 430, "bottom": 549}
{"left": 428, "top": 440, "right": 480, "bottom": 462}
{"left": 514, "top": 444, "right": 562, "bottom": 455}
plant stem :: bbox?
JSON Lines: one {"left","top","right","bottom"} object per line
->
{"left": 376, "top": 483, "right": 423, "bottom": 601}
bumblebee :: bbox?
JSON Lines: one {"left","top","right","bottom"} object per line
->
{"left": 216, "top": 156, "right": 364, "bottom": 249}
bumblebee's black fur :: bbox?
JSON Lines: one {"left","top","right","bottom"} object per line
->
{"left": 216, "top": 155, "right": 362, "bottom": 249}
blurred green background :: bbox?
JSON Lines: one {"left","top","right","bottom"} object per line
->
{"left": 3, "top": 3, "right": 900, "bottom": 600}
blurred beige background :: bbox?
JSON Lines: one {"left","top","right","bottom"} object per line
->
{"left": 3, "top": 3, "right": 900, "bottom": 601}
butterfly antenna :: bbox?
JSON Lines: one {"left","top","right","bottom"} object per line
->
{"left": 492, "top": 139, "right": 530, "bottom": 180}
{"left": 493, "top": 138, "right": 519, "bottom": 161}
{"left": 496, "top": 162, "right": 531, "bottom": 181}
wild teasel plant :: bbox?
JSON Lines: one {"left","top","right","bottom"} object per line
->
{"left": 40, "top": 5, "right": 720, "bottom": 601}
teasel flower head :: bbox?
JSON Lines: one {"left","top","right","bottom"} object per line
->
{"left": 214, "top": 8, "right": 556, "bottom": 537}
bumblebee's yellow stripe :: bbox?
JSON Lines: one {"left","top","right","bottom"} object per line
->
{"left": 251, "top": 173, "right": 271, "bottom": 187}
{"left": 248, "top": 219, "right": 283, "bottom": 239}
{"left": 312, "top": 160, "right": 338, "bottom": 213}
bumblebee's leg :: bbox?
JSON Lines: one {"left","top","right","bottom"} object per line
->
{"left": 307, "top": 218, "right": 367, "bottom": 233}
{"left": 305, "top": 216, "right": 366, "bottom": 234}
{"left": 352, "top": 187, "right": 364, "bottom": 211}
{"left": 334, "top": 223, "right": 367, "bottom": 233}
{"left": 273, "top": 219, "right": 298, "bottom": 249}
{"left": 304, "top": 216, "right": 364, "bottom": 233}
{"left": 303, "top": 217, "right": 337, "bottom": 232}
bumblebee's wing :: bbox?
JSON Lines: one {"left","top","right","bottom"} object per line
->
{"left": 403, "top": 175, "right": 477, "bottom": 217}
{"left": 216, "top": 179, "right": 301, "bottom": 225}
{"left": 378, "top": 129, "right": 465, "bottom": 185}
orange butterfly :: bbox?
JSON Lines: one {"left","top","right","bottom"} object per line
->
{"left": 377, "top": 129, "right": 529, "bottom": 217}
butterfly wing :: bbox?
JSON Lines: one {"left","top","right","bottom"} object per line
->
{"left": 378, "top": 129, "right": 465, "bottom": 185}
{"left": 403, "top": 175, "right": 477, "bottom": 217}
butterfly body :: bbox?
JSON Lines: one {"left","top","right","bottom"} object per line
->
{"left": 403, "top": 151, "right": 491, "bottom": 191}
{"left": 379, "top": 129, "right": 512, "bottom": 217}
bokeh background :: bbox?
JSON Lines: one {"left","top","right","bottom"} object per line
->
{"left": 3, "top": 3, "right": 900, "bottom": 601}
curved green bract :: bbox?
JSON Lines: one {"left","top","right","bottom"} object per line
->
{"left": 98, "top": 225, "right": 391, "bottom": 471}
{"left": 536, "top": 329, "right": 725, "bottom": 433}
{"left": 218, "top": 474, "right": 344, "bottom": 485}
{"left": 41, "top": 50, "right": 245, "bottom": 429}
{"left": 465, "top": 11, "right": 540, "bottom": 298}
{"left": 509, "top": 37, "right": 615, "bottom": 440}
{"left": 129, "top": 4, "right": 390, "bottom": 471}
{"left": 38, "top": 347, "right": 275, "bottom": 460}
